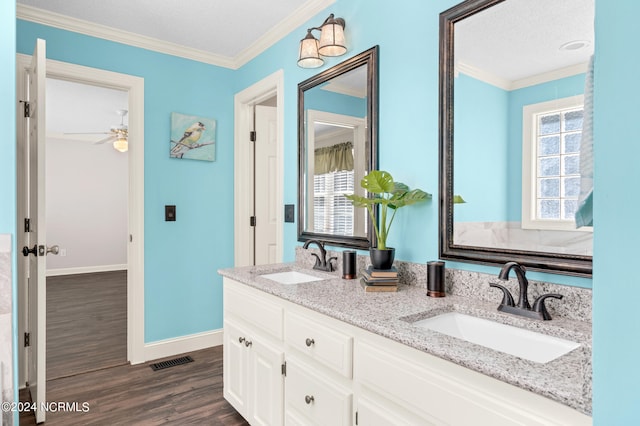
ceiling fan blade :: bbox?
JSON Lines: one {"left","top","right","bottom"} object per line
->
{"left": 94, "top": 135, "right": 117, "bottom": 145}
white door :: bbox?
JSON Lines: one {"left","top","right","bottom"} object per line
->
{"left": 254, "top": 105, "right": 278, "bottom": 265}
{"left": 24, "top": 38, "right": 50, "bottom": 424}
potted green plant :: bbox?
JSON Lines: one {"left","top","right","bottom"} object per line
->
{"left": 345, "top": 170, "right": 431, "bottom": 269}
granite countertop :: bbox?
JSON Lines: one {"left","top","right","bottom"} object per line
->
{"left": 218, "top": 262, "right": 592, "bottom": 416}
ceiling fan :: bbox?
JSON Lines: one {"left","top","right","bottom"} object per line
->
{"left": 65, "top": 109, "right": 129, "bottom": 152}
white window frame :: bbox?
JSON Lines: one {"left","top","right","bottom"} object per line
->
{"left": 522, "top": 95, "right": 588, "bottom": 231}
{"left": 306, "top": 109, "right": 366, "bottom": 236}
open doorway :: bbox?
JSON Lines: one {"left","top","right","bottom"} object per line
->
{"left": 233, "top": 71, "right": 284, "bottom": 267}
{"left": 45, "top": 78, "right": 129, "bottom": 378}
{"left": 16, "top": 54, "right": 146, "bottom": 401}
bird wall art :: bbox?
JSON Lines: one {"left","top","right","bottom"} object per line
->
{"left": 170, "top": 112, "right": 216, "bottom": 161}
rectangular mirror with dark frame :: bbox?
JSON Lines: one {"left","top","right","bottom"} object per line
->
{"left": 298, "top": 46, "right": 379, "bottom": 249}
{"left": 439, "top": 0, "right": 593, "bottom": 276}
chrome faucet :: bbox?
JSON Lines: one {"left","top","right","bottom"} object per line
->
{"left": 302, "top": 239, "right": 337, "bottom": 272}
{"left": 489, "top": 262, "right": 563, "bottom": 320}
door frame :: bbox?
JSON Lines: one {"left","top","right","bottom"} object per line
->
{"left": 234, "top": 70, "right": 284, "bottom": 266}
{"left": 16, "top": 55, "right": 146, "bottom": 386}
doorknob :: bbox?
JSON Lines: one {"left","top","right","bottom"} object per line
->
{"left": 47, "top": 245, "right": 60, "bottom": 255}
{"left": 22, "top": 245, "right": 37, "bottom": 257}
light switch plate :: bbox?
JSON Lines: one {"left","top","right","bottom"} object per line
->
{"left": 284, "top": 204, "right": 294, "bottom": 223}
{"left": 165, "top": 205, "right": 176, "bottom": 221}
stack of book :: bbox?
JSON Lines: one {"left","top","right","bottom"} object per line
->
{"left": 360, "top": 266, "right": 399, "bottom": 292}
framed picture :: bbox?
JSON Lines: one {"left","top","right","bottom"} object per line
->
{"left": 170, "top": 112, "right": 216, "bottom": 161}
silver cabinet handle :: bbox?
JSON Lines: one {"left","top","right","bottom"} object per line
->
{"left": 305, "top": 395, "right": 314, "bottom": 404}
{"left": 305, "top": 338, "right": 315, "bottom": 347}
{"left": 244, "top": 340, "right": 252, "bottom": 347}
{"left": 238, "top": 337, "right": 245, "bottom": 344}
{"left": 47, "top": 245, "right": 60, "bottom": 255}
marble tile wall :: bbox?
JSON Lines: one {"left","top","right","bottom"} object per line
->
{"left": 0, "top": 234, "right": 14, "bottom": 426}
{"left": 295, "top": 246, "right": 592, "bottom": 323}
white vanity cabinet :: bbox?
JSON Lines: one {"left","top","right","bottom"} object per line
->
{"left": 223, "top": 277, "right": 591, "bottom": 426}
{"left": 223, "top": 282, "right": 285, "bottom": 426}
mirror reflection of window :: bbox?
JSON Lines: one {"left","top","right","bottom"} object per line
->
{"left": 313, "top": 141, "right": 355, "bottom": 235}
{"left": 305, "top": 110, "right": 367, "bottom": 238}
{"left": 522, "top": 95, "right": 587, "bottom": 232}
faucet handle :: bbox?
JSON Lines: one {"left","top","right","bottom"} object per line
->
{"left": 310, "top": 253, "right": 322, "bottom": 268}
{"left": 489, "top": 283, "right": 515, "bottom": 307}
{"left": 532, "top": 293, "right": 563, "bottom": 321}
{"left": 327, "top": 256, "right": 337, "bottom": 272}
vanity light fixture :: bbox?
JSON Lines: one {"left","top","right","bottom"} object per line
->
{"left": 297, "top": 13, "right": 346, "bottom": 68}
{"left": 113, "top": 135, "right": 128, "bottom": 153}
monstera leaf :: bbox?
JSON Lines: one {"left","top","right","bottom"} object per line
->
{"left": 345, "top": 170, "right": 431, "bottom": 250}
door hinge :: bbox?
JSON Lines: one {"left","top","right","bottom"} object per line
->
{"left": 250, "top": 216, "right": 256, "bottom": 227}
{"left": 24, "top": 218, "right": 31, "bottom": 232}
{"left": 281, "top": 361, "right": 287, "bottom": 376}
{"left": 250, "top": 130, "right": 256, "bottom": 142}
{"left": 24, "top": 332, "right": 30, "bottom": 347}
{"left": 23, "top": 101, "right": 31, "bottom": 118}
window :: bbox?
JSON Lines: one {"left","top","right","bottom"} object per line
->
{"left": 313, "top": 170, "right": 355, "bottom": 235}
{"left": 522, "top": 95, "right": 585, "bottom": 231}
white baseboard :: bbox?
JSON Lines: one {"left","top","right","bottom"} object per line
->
{"left": 46, "top": 264, "right": 128, "bottom": 277}
{"left": 141, "top": 329, "right": 223, "bottom": 363}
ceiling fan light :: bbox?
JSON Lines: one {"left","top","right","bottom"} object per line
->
{"left": 113, "top": 137, "right": 128, "bottom": 153}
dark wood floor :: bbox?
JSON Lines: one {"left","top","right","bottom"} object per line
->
{"left": 47, "top": 271, "right": 128, "bottom": 379}
{"left": 20, "top": 346, "right": 248, "bottom": 425}
{"left": 20, "top": 271, "right": 247, "bottom": 425}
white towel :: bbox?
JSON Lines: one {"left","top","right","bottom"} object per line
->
{"left": 575, "top": 54, "right": 594, "bottom": 228}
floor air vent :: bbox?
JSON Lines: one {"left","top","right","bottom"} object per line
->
{"left": 150, "top": 355, "right": 194, "bottom": 371}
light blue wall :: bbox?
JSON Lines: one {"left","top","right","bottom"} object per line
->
{"left": 454, "top": 73, "right": 509, "bottom": 223}
{"left": 305, "top": 86, "right": 366, "bottom": 118}
{"left": 16, "top": 21, "right": 237, "bottom": 343}
{"left": 592, "top": 0, "right": 640, "bottom": 423}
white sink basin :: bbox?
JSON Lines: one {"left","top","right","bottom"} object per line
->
{"left": 413, "top": 312, "right": 580, "bottom": 363}
{"left": 260, "top": 270, "right": 325, "bottom": 285}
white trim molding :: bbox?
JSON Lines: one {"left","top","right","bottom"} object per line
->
{"left": 142, "top": 329, "right": 223, "bottom": 363}
{"left": 16, "top": 54, "right": 146, "bottom": 369}
{"left": 17, "top": 0, "right": 335, "bottom": 70}
{"left": 234, "top": 70, "right": 285, "bottom": 266}
{"left": 456, "top": 61, "right": 589, "bottom": 91}
{"left": 46, "top": 264, "right": 127, "bottom": 277}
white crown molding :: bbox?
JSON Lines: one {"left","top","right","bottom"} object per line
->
{"left": 455, "top": 62, "right": 512, "bottom": 91}
{"left": 234, "top": 0, "right": 336, "bottom": 68}
{"left": 18, "top": 4, "right": 235, "bottom": 68}
{"left": 510, "top": 62, "right": 589, "bottom": 90}
{"left": 18, "top": 0, "right": 335, "bottom": 70}
{"left": 456, "top": 61, "right": 589, "bottom": 91}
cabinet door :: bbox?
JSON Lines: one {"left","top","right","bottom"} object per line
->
{"left": 224, "top": 320, "right": 249, "bottom": 416}
{"left": 285, "top": 357, "right": 352, "bottom": 426}
{"left": 248, "top": 334, "right": 285, "bottom": 426}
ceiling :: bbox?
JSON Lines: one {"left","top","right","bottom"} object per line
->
{"left": 455, "top": 0, "right": 594, "bottom": 89}
{"left": 17, "top": 0, "right": 335, "bottom": 69}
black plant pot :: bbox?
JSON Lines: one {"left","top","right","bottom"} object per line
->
{"left": 369, "top": 247, "right": 395, "bottom": 270}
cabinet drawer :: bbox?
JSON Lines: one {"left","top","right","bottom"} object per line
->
{"left": 224, "top": 279, "right": 284, "bottom": 341}
{"left": 285, "top": 357, "right": 352, "bottom": 426}
{"left": 285, "top": 310, "right": 353, "bottom": 378}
